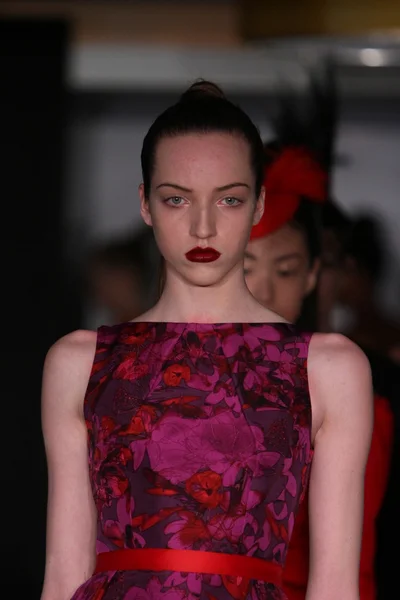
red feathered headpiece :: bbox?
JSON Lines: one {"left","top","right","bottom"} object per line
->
{"left": 250, "top": 147, "right": 328, "bottom": 240}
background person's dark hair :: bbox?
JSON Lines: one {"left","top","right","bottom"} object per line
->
{"left": 345, "top": 214, "right": 386, "bottom": 283}
{"left": 322, "top": 203, "right": 386, "bottom": 283}
{"left": 140, "top": 80, "right": 265, "bottom": 199}
{"left": 89, "top": 226, "right": 160, "bottom": 307}
{"left": 289, "top": 200, "right": 323, "bottom": 331}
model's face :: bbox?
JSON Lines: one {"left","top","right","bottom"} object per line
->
{"left": 244, "top": 224, "right": 319, "bottom": 322}
{"left": 140, "top": 133, "right": 264, "bottom": 288}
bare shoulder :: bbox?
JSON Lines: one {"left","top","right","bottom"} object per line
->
{"left": 307, "top": 333, "right": 373, "bottom": 434}
{"left": 45, "top": 329, "right": 97, "bottom": 366}
{"left": 308, "top": 331, "right": 371, "bottom": 375}
{"left": 42, "top": 329, "right": 98, "bottom": 419}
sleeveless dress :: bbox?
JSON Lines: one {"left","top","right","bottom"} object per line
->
{"left": 71, "top": 321, "right": 313, "bottom": 600}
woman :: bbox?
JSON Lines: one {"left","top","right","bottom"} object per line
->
{"left": 244, "top": 164, "right": 394, "bottom": 600}
{"left": 40, "top": 81, "right": 373, "bottom": 600}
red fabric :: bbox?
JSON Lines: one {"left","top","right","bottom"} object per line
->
{"left": 250, "top": 148, "right": 327, "bottom": 240}
{"left": 283, "top": 394, "right": 394, "bottom": 600}
{"left": 95, "top": 548, "right": 283, "bottom": 586}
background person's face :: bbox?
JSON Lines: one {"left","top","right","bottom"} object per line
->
{"left": 245, "top": 224, "right": 319, "bottom": 322}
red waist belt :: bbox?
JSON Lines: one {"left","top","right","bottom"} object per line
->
{"left": 95, "top": 548, "right": 283, "bottom": 587}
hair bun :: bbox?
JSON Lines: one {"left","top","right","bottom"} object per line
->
{"left": 180, "top": 79, "right": 226, "bottom": 103}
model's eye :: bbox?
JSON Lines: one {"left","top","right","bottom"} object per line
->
{"left": 219, "top": 197, "right": 243, "bottom": 206}
{"left": 165, "top": 196, "right": 186, "bottom": 207}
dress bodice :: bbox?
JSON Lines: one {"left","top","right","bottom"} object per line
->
{"left": 75, "top": 321, "right": 313, "bottom": 600}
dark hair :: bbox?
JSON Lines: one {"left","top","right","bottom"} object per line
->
{"left": 89, "top": 226, "right": 160, "bottom": 303}
{"left": 345, "top": 214, "right": 386, "bottom": 282}
{"left": 140, "top": 80, "right": 265, "bottom": 198}
{"left": 321, "top": 199, "right": 353, "bottom": 257}
{"left": 322, "top": 203, "right": 385, "bottom": 282}
{"left": 290, "top": 200, "right": 322, "bottom": 263}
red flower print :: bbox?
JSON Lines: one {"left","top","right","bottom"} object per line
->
{"left": 120, "top": 323, "right": 152, "bottom": 346}
{"left": 119, "top": 405, "right": 157, "bottom": 436}
{"left": 163, "top": 364, "right": 191, "bottom": 386}
{"left": 132, "top": 507, "right": 182, "bottom": 531}
{"left": 165, "top": 511, "right": 211, "bottom": 549}
{"left": 161, "top": 395, "right": 205, "bottom": 418}
{"left": 185, "top": 470, "right": 223, "bottom": 508}
{"left": 222, "top": 574, "right": 250, "bottom": 600}
{"left": 113, "top": 353, "right": 148, "bottom": 380}
{"left": 144, "top": 469, "right": 180, "bottom": 497}
{"left": 116, "top": 446, "right": 132, "bottom": 466}
{"left": 98, "top": 465, "right": 129, "bottom": 506}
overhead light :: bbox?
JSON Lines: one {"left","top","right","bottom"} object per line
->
{"left": 360, "top": 48, "right": 387, "bottom": 67}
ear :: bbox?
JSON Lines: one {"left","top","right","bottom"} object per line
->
{"left": 305, "top": 258, "right": 321, "bottom": 296}
{"left": 139, "top": 183, "right": 152, "bottom": 226}
{"left": 253, "top": 186, "right": 265, "bottom": 226}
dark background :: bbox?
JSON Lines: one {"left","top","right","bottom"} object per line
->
{"left": 1, "top": 19, "right": 81, "bottom": 595}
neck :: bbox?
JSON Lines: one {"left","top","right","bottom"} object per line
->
{"left": 146, "top": 263, "right": 278, "bottom": 323}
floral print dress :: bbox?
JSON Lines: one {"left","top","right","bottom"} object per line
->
{"left": 71, "top": 322, "right": 313, "bottom": 600}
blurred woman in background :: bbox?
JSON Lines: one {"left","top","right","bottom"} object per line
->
{"left": 244, "top": 72, "right": 394, "bottom": 600}
{"left": 319, "top": 206, "right": 400, "bottom": 360}
{"left": 87, "top": 226, "right": 159, "bottom": 325}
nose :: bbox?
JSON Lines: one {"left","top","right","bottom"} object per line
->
{"left": 189, "top": 204, "right": 217, "bottom": 242}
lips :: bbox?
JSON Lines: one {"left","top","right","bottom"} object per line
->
{"left": 185, "top": 247, "right": 221, "bottom": 263}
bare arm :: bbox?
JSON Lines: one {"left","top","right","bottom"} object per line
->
{"left": 40, "top": 330, "right": 98, "bottom": 600}
{"left": 306, "top": 334, "right": 374, "bottom": 600}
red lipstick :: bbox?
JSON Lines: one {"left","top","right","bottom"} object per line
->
{"left": 185, "top": 247, "right": 221, "bottom": 263}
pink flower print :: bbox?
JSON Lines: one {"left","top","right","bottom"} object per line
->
{"left": 266, "top": 504, "right": 289, "bottom": 545}
{"left": 124, "top": 577, "right": 186, "bottom": 600}
{"left": 208, "top": 475, "right": 261, "bottom": 546}
{"left": 103, "top": 496, "right": 145, "bottom": 549}
{"left": 188, "top": 365, "right": 220, "bottom": 393}
{"left": 70, "top": 572, "right": 111, "bottom": 600}
{"left": 145, "top": 411, "right": 279, "bottom": 486}
{"left": 245, "top": 326, "right": 282, "bottom": 349}
{"left": 164, "top": 572, "right": 222, "bottom": 592}
{"left": 208, "top": 504, "right": 258, "bottom": 545}
{"left": 164, "top": 510, "right": 211, "bottom": 549}
{"left": 206, "top": 378, "right": 241, "bottom": 413}
{"left": 283, "top": 457, "right": 297, "bottom": 498}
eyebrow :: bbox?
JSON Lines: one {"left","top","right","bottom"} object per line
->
{"left": 274, "top": 252, "right": 302, "bottom": 263}
{"left": 155, "top": 182, "right": 250, "bottom": 192}
{"left": 244, "top": 251, "right": 302, "bottom": 262}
